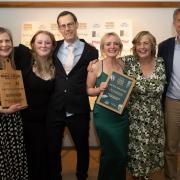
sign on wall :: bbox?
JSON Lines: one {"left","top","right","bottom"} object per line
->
{"left": 21, "top": 20, "right": 132, "bottom": 56}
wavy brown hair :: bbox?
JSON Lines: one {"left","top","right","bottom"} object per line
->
{"left": 132, "top": 31, "right": 156, "bottom": 58}
{"left": 30, "top": 30, "right": 56, "bottom": 79}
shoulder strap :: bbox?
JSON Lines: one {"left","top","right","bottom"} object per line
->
{"left": 101, "top": 60, "right": 103, "bottom": 73}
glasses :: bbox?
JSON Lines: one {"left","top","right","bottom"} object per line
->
{"left": 59, "top": 22, "right": 75, "bottom": 30}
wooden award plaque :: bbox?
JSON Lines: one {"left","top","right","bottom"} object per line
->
{"left": 0, "top": 59, "right": 28, "bottom": 108}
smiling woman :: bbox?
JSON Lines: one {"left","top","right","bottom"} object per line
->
{"left": 14, "top": 30, "right": 56, "bottom": 180}
{"left": 30, "top": 31, "right": 55, "bottom": 80}
{"left": 123, "top": 31, "right": 166, "bottom": 179}
{"left": 0, "top": 26, "right": 28, "bottom": 180}
{"left": 86, "top": 32, "right": 129, "bottom": 180}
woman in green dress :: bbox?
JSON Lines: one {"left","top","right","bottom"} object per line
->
{"left": 123, "top": 31, "right": 166, "bottom": 180}
{"left": 87, "top": 32, "right": 129, "bottom": 180}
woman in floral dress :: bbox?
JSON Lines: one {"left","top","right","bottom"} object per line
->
{"left": 123, "top": 31, "right": 166, "bottom": 180}
{"left": 0, "top": 27, "right": 28, "bottom": 180}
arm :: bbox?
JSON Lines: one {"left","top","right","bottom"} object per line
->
{"left": 86, "top": 62, "right": 99, "bottom": 96}
{"left": 14, "top": 44, "right": 31, "bottom": 70}
{"left": 86, "top": 61, "right": 108, "bottom": 96}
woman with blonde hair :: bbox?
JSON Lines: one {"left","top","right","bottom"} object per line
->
{"left": 87, "top": 32, "right": 129, "bottom": 180}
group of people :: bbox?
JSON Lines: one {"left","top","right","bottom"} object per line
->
{"left": 0, "top": 28, "right": 56, "bottom": 180}
{"left": 87, "top": 29, "right": 166, "bottom": 180}
{"left": 0, "top": 8, "right": 180, "bottom": 180}
{"left": 0, "top": 10, "right": 98, "bottom": 180}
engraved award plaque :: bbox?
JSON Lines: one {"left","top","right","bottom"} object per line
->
{"left": 0, "top": 59, "right": 27, "bottom": 108}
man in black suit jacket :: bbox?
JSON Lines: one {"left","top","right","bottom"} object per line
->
{"left": 47, "top": 11, "right": 98, "bottom": 180}
{"left": 158, "top": 8, "right": 180, "bottom": 180}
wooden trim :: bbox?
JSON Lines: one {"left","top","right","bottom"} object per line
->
{"left": 0, "top": 1, "right": 179, "bottom": 8}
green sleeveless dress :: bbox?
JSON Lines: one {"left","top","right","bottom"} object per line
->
{"left": 93, "top": 70, "right": 129, "bottom": 180}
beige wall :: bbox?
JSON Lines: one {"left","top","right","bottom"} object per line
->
{"left": 0, "top": 7, "right": 176, "bottom": 46}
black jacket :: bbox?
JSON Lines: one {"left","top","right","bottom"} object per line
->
{"left": 158, "top": 37, "right": 175, "bottom": 107}
{"left": 49, "top": 39, "right": 98, "bottom": 113}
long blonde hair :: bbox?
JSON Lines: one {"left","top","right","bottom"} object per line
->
{"left": 30, "top": 30, "right": 56, "bottom": 79}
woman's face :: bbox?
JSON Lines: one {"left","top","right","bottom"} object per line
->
{"left": 135, "top": 35, "right": 152, "bottom": 59}
{"left": 0, "top": 32, "right": 13, "bottom": 60}
{"left": 103, "top": 35, "right": 122, "bottom": 58}
{"left": 32, "top": 33, "right": 53, "bottom": 59}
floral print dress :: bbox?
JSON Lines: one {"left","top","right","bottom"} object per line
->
{"left": 123, "top": 55, "right": 166, "bottom": 179}
{"left": 0, "top": 112, "right": 28, "bottom": 180}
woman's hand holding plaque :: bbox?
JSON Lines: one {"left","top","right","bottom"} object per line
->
{"left": 0, "top": 59, "right": 27, "bottom": 109}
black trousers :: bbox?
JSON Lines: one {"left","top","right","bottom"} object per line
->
{"left": 47, "top": 109, "right": 90, "bottom": 180}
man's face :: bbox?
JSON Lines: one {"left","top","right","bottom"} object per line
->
{"left": 173, "top": 12, "right": 180, "bottom": 36}
{"left": 58, "top": 14, "right": 79, "bottom": 43}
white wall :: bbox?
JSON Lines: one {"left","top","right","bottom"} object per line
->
{"left": 0, "top": 7, "right": 176, "bottom": 46}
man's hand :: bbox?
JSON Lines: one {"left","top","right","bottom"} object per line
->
{"left": 87, "top": 59, "right": 98, "bottom": 72}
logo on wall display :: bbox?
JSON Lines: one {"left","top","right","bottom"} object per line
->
{"left": 21, "top": 20, "right": 132, "bottom": 55}
{"left": 21, "top": 22, "right": 62, "bottom": 47}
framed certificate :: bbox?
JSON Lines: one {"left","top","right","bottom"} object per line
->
{"left": 96, "top": 71, "right": 135, "bottom": 114}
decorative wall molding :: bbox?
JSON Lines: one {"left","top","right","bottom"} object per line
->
{"left": 0, "top": 1, "right": 179, "bottom": 8}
